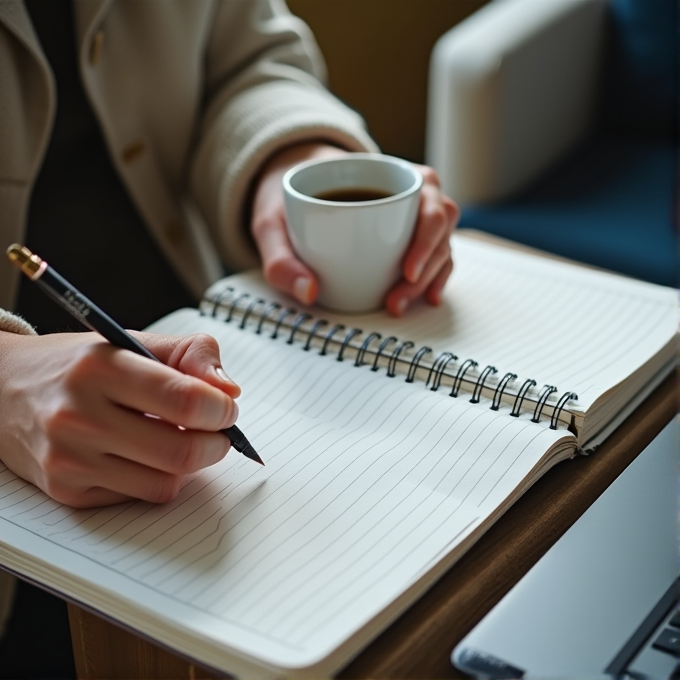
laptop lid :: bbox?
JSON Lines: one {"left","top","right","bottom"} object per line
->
{"left": 452, "top": 417, "right": 679, "bottom": 677}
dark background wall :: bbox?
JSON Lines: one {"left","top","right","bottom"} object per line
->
{"left": 288, "top": 0, "right": 489, "bottom": 163}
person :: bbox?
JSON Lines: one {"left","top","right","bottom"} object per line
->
{"left": 1, "top": 0, "right": 458, "bottom": 509}
{"left": 0, "top": 0, "right": 457, "bottom": 673}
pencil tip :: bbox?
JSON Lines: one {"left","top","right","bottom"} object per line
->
{"left": 245, "top": 446, "right": 265, "bottom": 466}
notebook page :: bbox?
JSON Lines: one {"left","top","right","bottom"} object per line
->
{"left": 215, "top": 234, "right": 677, "bottom": 412}
{"left": 0, "top": 310, "right": 572, "bottom": 674}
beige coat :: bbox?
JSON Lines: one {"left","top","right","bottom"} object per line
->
{"left": 0, "top": 0, "right": 377, "bottom": 314}
{"left": 0, "top": 0, "right": 377, "bottom": 640}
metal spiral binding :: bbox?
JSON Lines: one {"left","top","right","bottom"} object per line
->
{"left": 288, "top": 313, "right": 312, "bottom": 345}
{"left": 208, "top": 285, "right": 234, "bottom": 317}
{"left": 271, "top": 308, "right": 295, "bottom": 339}
{"left": 207, "top": 289, "right": 578, "bottom": 427}
{"left": 510, "top": 379, "right": 537, "bottom": 417}
{"left": 387, "top": 341, "right": 414, "bottom": 377}
{"left": 406, "top": 347, "right": 432, "bottom": 383}
{"left": 355, "top": 333, "right": 382, "bottom": 367}
{"left": 372, "top": 336, "right": 397, "bottom": 371}
{"left": 241, "top": 298, "right": 265, "bottom": 329}
{"left": 304, "top": 319, "right": 328, "bottom": 351}
{"left": 550, "top": 392, "right": 578, "bottom": 430}
{"left": 450, "top": 359, "right": 478, "bottom": 398}
{"left": 491, "top": 373, "right": 518, "bottom": 411}
{"left": 256, "top": 302, "right": 281, "bottom": 334}
{"left": 426, "top": 352, "right": 457, "bottom": 391}
{"left": 470, "top": 365, "right": 497, "bottom": 403}
{"left": 227, "top": 293, "right": 250, "bottom": 323}
{"left": 320, "top": 325, "right": 345, "bottom": 356}
{"left": 338, "top": 329, "right": 362, "bottom": 362}
{"left": 532, "top": 385, "right": 557, "bottom": 423}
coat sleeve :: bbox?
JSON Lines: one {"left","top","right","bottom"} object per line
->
{"left": 189, "top": 0, "right": 379, "bottom": 272}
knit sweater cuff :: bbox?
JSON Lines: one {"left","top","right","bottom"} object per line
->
{"left": 0, "top": 309, "right": 38, "bottom": 336}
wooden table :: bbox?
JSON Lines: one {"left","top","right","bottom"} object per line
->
{"left": 67, "top": 374, "right": 678, "bottom": 678}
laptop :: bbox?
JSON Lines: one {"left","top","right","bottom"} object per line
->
{"left": 452, "top": 417, "right": 679, "bottom": 678}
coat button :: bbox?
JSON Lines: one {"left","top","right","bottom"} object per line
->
{"left": 122, "top": 140, "right": 146, "bottom": 163}
{"left": 89, "top": 30, "right": 105, "bottom": 66}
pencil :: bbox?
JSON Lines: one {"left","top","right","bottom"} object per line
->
{"left": 6, "top": 244, "right": 263, "bottom": 465}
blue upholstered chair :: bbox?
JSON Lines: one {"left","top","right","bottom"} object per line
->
{"left": 426, "top": 0, "right": 678, "bottom": 287}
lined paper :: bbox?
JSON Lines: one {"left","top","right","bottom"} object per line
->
{"left": 218, "top": 235, "right": 678, "bottom": 412}
{"left": 0, "top": 312, "right": 572, "bottom": 673}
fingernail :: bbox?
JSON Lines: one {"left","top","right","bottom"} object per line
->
{"left": 215, "top": 366, "right": 237, "bottom": 386}
{"left": 411, "top": 261, "right": 424, "bottom": 282}
{"left": 293, "top": 276, "right": 313, "bottom": 304}
{"left": 395, "top": 297, "right": 408, "bottom": 316}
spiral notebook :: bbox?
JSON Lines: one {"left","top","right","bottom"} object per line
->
{"left": 0, "top": 233, "right": 676, "bottom": 678}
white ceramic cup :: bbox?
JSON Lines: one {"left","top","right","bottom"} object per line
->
{"left": 282, "top": 154, "right": 423, "bottom": 313}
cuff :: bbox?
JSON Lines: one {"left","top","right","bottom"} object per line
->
{"left": 0, "top": 309, "right": 38, "bottom": 336}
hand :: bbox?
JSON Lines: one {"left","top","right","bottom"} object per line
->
{"left": 0, "top": 331, "right": 241, "bottom": 508}
{"left": 250, "top": 143, "right": 459, "bottom": 316}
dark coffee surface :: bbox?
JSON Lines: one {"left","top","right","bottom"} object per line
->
{"left": 314, "top": 187, "right": 393, "bottom": 202}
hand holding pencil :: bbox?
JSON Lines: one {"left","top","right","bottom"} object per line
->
{"left": 0, "top": 245, "right": 260, "bottom": 508}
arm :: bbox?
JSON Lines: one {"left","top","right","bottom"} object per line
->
{"left": 189, "top": 0, "right": 458, "bottom": 314}
{"left": 189, "top": 0, "right": 378, "bottom": 273}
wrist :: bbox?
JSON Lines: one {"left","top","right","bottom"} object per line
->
{"left": 257, "top": 141, "right": 347, "bottom": 180}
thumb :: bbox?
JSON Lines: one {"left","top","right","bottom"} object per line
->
{"left": 254, "top": 212, "right": 319, "bottom": 306}
{"left": 131, "top": 331, "right": 241, "bottom": 398}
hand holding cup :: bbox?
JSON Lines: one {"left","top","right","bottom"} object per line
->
{"left": 250, "top": 143, "right": 459, "bottom": 316}
{"left": 283, "top": 154, "right": 423, "bottom": 313}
